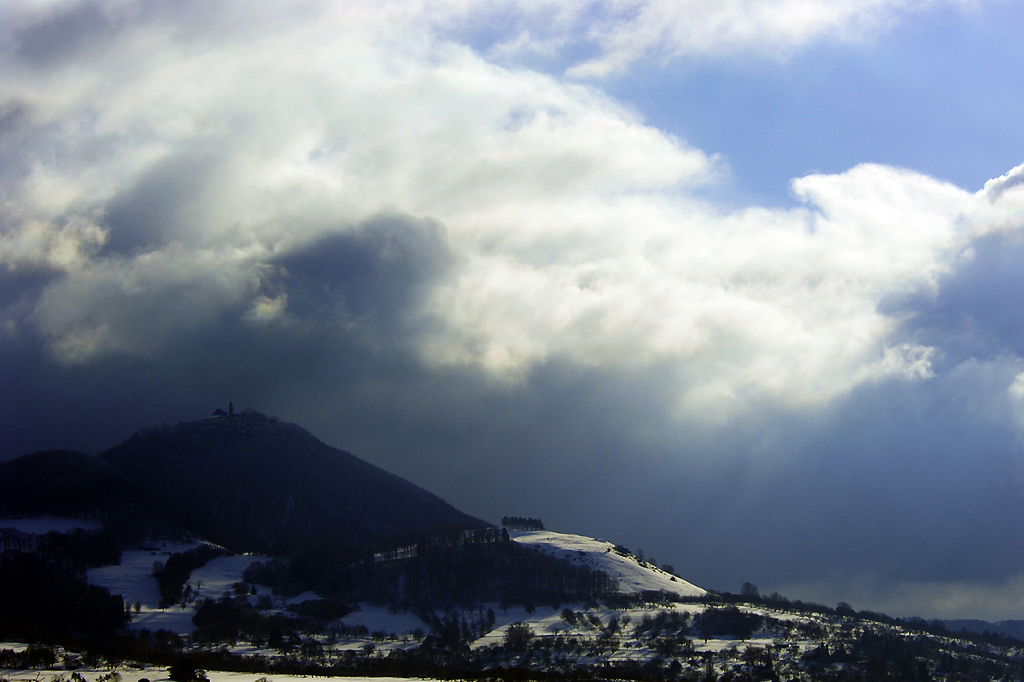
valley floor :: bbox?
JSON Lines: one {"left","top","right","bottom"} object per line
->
{"left": 4, "top": 522, "right": 1024, "bottom": 682}
{"left": 1, "top": 669, "right": 425, "bottom": 682}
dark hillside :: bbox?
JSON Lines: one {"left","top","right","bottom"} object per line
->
{"left": 945, "top": 619, "right": 1024, "bottom": 641}
{"left": 98, "top": 410, "right": 485, "bottom": 552}
{"left": 0, "top": 450, "right": 129, "bottom": 515}
{"left": 0, "top": 450, "right": 181, "bottom": 543}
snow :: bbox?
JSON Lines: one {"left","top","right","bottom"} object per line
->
{"left": 2, "top": 523, "right": 827, "bottom": 678}
{"left": 86, "top": 541, "right": 275, "bottom": 635}
{"left": 277, "top": 590, "right": 319, "bottom": 605}
{"left": 338, "top": 604, "right": 428, "bottom": 636}
{"left": 189, "top": 554, "right": 266, "bottom": 601}
{"left": 510, "top": 530, "right": 707, "bottom": 597}
{"left": 0, "top": 668, "right": 434, "bottom": 682}
{"left": 470, "top": 604, "right": 571, "bottom": 649}
{"left": 469, "top": 600, "right": 791, "bottom": 660}
{"left": 86, "top": 541, "right": 200, "bottom": 634}
{"left": 89, "top": 542, "right": 198, "bottom": 605}
{"left": 80, "top": 528, "right": 706, "bottom": 637}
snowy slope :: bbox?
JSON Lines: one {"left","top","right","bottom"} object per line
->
{"left": 510, "top": 530, "right": 706, "bottom": 597}
{"left": 1, "top": 670, "right": 432, "bottom": 682}
{"left": 84, "top": 538, "right": 290, "bottom": 634}
{"left": 87, "top": 540, "right": 208, "bottom": 634}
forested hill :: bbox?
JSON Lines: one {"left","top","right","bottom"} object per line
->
{"left": 96, "top": 410, "right": 486, "bottom": 552}
{"left": 0, "top": 450, "right": 185, "bottom": 543}
{"left": 1, "top": 410, "right": 485, "bottom": 553}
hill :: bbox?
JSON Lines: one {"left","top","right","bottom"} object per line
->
{"left": 96, "top": 409, "right": 486, "bottom": 552}
{"left": 0, "top": 410, "right": 486, "bottom": 553}
{"left": 0, "top": 450, "right": 183, "bottom": 543}
{"left": 510, "top": 530, "right": 706, "bottom": 597}
{"left": 74, "top": 529, "right": 707, "bottom": 636}
{"left": 945, "top": 618, "right": 1024, "bottom": 640}
{"left": 3, "top": 411, "right": 1023, "bottom": 681}
{"left": 0, "top": 449, "right": 134, "bottom": 516}
{"left": 5, "top": 521, "right": 1022, "bottom": 682}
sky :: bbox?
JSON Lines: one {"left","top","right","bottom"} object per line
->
{"left": 2, "top": 0, "right": 1024, "bottom": 621}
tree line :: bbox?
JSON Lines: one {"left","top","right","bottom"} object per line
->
{"left": 241, "top": 523, "right": 617, "bottom": 614}
{"left": 501, "top": 516, "right": 544, "bottom": 531}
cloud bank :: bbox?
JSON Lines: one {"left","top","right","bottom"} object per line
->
{"left": 2, "top": 0, "right": 1023, "bottom": 620}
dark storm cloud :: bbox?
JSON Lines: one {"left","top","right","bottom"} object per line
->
{"left": 102, "top": 149, "right": 227, "bottom": 256}
{"left": 3, "top": 211, "right": 1023, "bottom": 619}
{"left": 0, "top": 212, "right": 455, "bottom": 458}
{"left": 0, "top": 265, "right": 57, "bottom": 309}
{"left": 291, "top": 353, "right": 1024, "bottom": 603}
{"left": 902, "top": 230, "right": 1024, "bottom": 360}
{"left": 0, "top": 101, "right": 32, "bottom": 148}
{"left": 13, "top": 0, "right": 121, "bottom": 68}
{"left": 3, "top": 0, "right": 1024, "bottom": 623}
{"left": 719, "top": 376, "right": 1022, "bottom": 585}
{"left": 272, "top": 214, "right": 454, "bottom": 330}
{"left": 397, "top": 358, "right": 1020, "bottom": 609}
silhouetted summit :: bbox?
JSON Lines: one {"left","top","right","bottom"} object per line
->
{"left": 2, "top": 411, "right": 483, "bottom": 552}
{"left": 0, "top": 449, "right": 131, "bottom": 518}
{"left": 0, "top": 449, "right": 183, "bottom": 542}
{"left": 94, "top": 409, "right": 484, "bottom": 552}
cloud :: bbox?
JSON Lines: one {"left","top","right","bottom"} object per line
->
{"left": 30, "top": 244, "right": 259, "bottom": 363}
{"left": 896, "top": 229, "right": 1024, "bottom": 364}
{"left": 779, "top": 574, "right": 1024, "bottom": 621}
{"left": 9, "top": 0, "right": 123, "bottom": 69}
{"left": 2, "top": 0, "right": 1024, "bottom": 621}
{"left": 270, "top": 214, "right": 455, "bottom": 334}
{"left": 419, "top": 0, "right": 977, "bottom": 77}
{"left": 0, "top": 0, "right": 1015, "bottom": 422}
{"left": 977, "top": 160, "right": 1024, "bottom": 204}
{"left": 423, "top": 163, "right": 972, "bottom": 417}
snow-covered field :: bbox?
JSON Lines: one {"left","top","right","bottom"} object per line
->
{"left": 336, "top": 604, "right": 426, "bottom": 636}
{"left": 0, "top": 670, "right": 429, "bottom": 682}
{"left": 2, "top": 519, "right": 990, "bottom": 681}
{"left": 6, "top": 518, "right": 805, "bottom": 659}
{"left": 510, "top": 530, "right": 706, "bottom": 597}
{"left": 88, "top": 545, "right": 296, "bottom": 635}
{"left": 79, "top": 527, "right": 710, "bottom": 636}
{"left": 86, "top": 541, "right": 201, "bottom": 633}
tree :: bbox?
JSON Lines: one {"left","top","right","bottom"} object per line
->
{"left": 501, "top": 516, "right": 545, "bottom": 531}
{"left": 740, "top": 582, "right": 760, "bottom": 600}
{"left": 168, "top": 657, "right": 208, "bottom": 682}
{"left": 504, "top": 622, "right": 534, "bottom": 651}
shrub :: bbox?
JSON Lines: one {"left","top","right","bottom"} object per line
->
{"left": 168, "top": 658, "right": 209, "bottom": 682}
{"left": 504, "top": 622, "right": 535, "bottom": 651}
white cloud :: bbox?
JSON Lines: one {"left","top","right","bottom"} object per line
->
{"left": 30, "top": 245, "right": 263, "bottom": 363}
{"left": 407, "top": 0, "right": 979, "bottom": 77}
{"left": 423, "top": 164, "right": 971, "bottom": 416}
{"left": 0, "top": 214, "right": 107, "bottom": 273}
{"left": 1006, "top": 370, "right": 1024, "bottom": 437}
{"left": 0, "top": 0, "right": 1011, "bottom": 416}
{"left": 971, "top": 161, "right": 1024, "bottom": 235}
{"left": 245, "top": 294, "right": 289, "bottom": 325}
{"left": 565, "top": 0, "right": 928, "bottom": 76}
